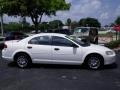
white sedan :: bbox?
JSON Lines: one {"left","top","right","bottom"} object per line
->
{"left": 2, "top": 33, "right": 116, "bottom": 69}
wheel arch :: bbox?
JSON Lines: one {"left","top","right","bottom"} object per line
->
{"left": 83, "top": 53, "right": 104, "bottom": 64}
{"left": 13, "top": 51, "right": 32, "bottom": 62}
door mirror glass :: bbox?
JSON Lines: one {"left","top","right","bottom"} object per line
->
{"left": 81, "top": 38, "right": 87, "bottom": 43}
{"left": 72, "top": 43, "right": 79, "bottom": 48}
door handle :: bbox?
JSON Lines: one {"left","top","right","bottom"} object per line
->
{"left": 27, "top": 46, "right": 32, "bottom": 49}
{"left": 54, "top": 48, "right": 60, "bottom": 51}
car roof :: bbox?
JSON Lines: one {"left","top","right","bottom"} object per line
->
{"left": 20, "top": 33, "right": 66, "bottom": 42}
{"left": 32, "top": 33, "right": 66, "bottom": 37}
{"left": 16, "top": 33, "right": 67, "bottom": 43}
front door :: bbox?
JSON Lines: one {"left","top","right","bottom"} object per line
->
{"left": 51, "top": 36, "right": 82, "bottom": 64}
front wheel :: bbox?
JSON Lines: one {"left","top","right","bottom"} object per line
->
{"left": 86, "top": 55, "right": 103, "bottom": 70}
{"left": 15, "top": 53, "right": 31, "bottom": 68}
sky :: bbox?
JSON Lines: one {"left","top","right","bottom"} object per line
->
{"left": 3, "top": 0, "right": 120, "bottom": 26}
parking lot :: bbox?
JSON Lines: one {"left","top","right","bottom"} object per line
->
{"left": 0, "top": 51, "right": 120, "bottom": 90}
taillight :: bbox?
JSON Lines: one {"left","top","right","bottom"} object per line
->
{"left": 4, "top": 44, "right": 7, "bottom": 48}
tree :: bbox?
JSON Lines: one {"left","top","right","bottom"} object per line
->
{"left": 79, "top": 17, "right": 101, "bottom": 27}
{"left": 4, "top": 22, "right": 22, "bottom": 31}
{"left": 67, "top": 18, "right": 71, "bottom": 30}
{"left": 19, "top": 17, "right": 30, "bottom": 31}
{"left": 115, "top": 16, "right": 120, "bottom": 25}
{"left": 67, "top": 18, "right": 71, "bottom": 25}
{"left": 109, "top": 23, "right": 115, "bottom": 27}
{"left": 20, "top": 17, "right": 29, "bottom": 26}
{"left": 0, "top": 0, "right": 70, "bottom": 33}
{"left": 71, "top": 21, "right": 79, "bottom": 29}
{"left": 49, "top": 20, "right": 64, "bottom": 29}
{"left": 38, "top": 22, "right": 49, "bottom": 32}
{"left": 79, "top": 18, "right": 86, "bottom": 26}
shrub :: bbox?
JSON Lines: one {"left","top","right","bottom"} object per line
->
{"left": 105, "top": 40, "right": 120, "bottom": 49}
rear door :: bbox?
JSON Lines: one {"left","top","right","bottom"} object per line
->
{"left": 27, "top": 35, "right": 52, "bottom": 62}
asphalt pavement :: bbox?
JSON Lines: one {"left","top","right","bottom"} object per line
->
{"left": 0, "top": 51, "right": 120, "bottom": 90}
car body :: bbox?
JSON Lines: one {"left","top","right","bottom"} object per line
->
{"left": 106, "top": 29, "right": 116, "bottom": 33}
{"left": 72, "top": 27, "right": 98, "bottom": 44}
{"left": 54, "top": 29, "right": 72, "bottom": 35}
{"left": 31, "top": 30, "right": 41, "bottom": 34}
{"left": 2, "top": 33, "right": 116, "bottom": 69}
{"left": 73, "top": 27, "right": 90, "bottom": 37}
{"left": 4, "top": 31, "right": 28, "bottom": 41}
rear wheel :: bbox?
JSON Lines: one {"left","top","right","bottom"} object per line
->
{"left": 85, "top": 55, "right": 104, "bottom": 70}
{"left": 15, "top": 53, "right": 31, "bottom": 68}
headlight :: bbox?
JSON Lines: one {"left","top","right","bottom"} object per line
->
{"left": 106, "top": 51, "right": 114, "bottom": 55}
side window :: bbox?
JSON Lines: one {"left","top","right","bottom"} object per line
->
{"left": 29, "top": 36, "right": 50, "bottom": 45}
{"left": 81, "top": 28, "right": 88, "bottom": 33}
{"left": 29, "top": 37, "right": 39, "bottom": 44}
{"left": 52, "top": 36, "right": 73, "bottom": 47}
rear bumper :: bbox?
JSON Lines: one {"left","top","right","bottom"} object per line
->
{"left": 2, "top": 56, "right": 13, "bottom": 61}
{"left": 2, "top": 49, "right": 13, "bottom": 61}
{"left": 0, "top": 43, "right": 4, "bottom": 50}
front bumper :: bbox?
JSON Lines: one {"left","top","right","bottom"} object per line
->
{"left": 104, "top": 54, "right": 116, "bottom": 65}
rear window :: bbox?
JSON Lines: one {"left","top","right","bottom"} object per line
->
{"left": 74, "top": 28, "right": 89, "bottom": 33}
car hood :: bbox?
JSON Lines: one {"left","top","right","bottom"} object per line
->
{"left": 82, "top": 44, "right": 113, "bottom": 53}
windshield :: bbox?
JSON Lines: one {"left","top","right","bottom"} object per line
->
{"left": 66, "top": 36, "right": 89, "bottom": 46}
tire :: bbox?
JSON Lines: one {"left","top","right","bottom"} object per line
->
{"left": 15, "top": 53, "right": 31, "bottom": 68}
{"left": 86, "top": 55, "right": 103, "bottom": 70}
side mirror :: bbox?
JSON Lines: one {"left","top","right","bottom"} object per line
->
{"left": 81, "top": 38, "right": 87, "bottom": 43}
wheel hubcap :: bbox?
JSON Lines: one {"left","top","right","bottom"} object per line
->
{"left": 88, "top": 57, "right": 100, "bottom": 69}
{"left": 17, "top": 56, "right": 28, "bottom": 68}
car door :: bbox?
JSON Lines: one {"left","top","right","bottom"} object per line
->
{"left": 51, "top": 36, "right": 82, "bottom": 64}
{"left": 27, "top": 35, "right": 52, "bottom": 62}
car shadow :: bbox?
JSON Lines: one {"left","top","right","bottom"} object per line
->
{"left": 103, "top": 63, "right": 118, "bottom": 70}
{"left": 32, "top": 64, "right": 85, "bottom": 70}
{"left": 7, "top": 62, "right": 86, "bottom": 70}
{"left": 7, "top": 62, "right": 118, "bottom": 70}
{"left": 8, "top": 62, "right": 17, "bottom": 67}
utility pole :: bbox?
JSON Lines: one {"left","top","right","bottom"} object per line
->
{"left": 0, "top": 6, "right": 3, "bottom": 36}
{"left": 58, "top": 22, "right": 59, "bottom": 29}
